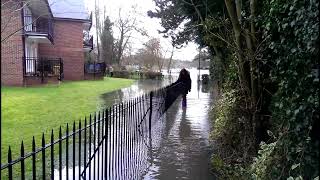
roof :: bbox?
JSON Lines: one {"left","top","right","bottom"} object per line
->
{"left": 48, "top": 0, "right": 90, "bottom": 20}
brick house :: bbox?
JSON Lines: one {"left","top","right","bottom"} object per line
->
{"left": 1, "top": 0, "right": 93, "bottom": 86}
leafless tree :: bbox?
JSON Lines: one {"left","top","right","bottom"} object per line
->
{"left": 165, "top": 44, "right": 175, "bottom": 73}
{"left": 113, "top": 6, "right": 147, "bottom": 65}
{"left": 94, "top": 0, "right": 102, "bottom": 62}
{"left": 135, "top": 37, "right": 163, "bottom": 71}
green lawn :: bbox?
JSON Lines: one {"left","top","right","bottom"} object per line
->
{"left": 1, "top": 77, "right": 134, "bottom": 164}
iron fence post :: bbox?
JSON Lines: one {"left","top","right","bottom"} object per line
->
{"left": 94, "top": 113, "right": 97, "bottom": 179}
{"left": 8, "top": 146, "right": 12, "bottom": 180}
{"left": 98, "top": 112, "right": 101, "bottom": 180}
{"left": 72, "top": 122, "right": 76, "bottom": 180}
{"left": 59, "top": 127, "right": 62, "bottom": 180}
{"left": 42, "top": 133, "right": 46, "bottom": 180}
{"left": 32, "top": 137, "right": 36, "bottom": 180}
{"left": 78, "top": 122, "right": 82, "bottom": 180}
{"left": 66, "top": 124, "right": 69, "bottom": 180}
{"left": 21, "top": 142, "right": 25, "bottom": 180}
{"left": 104, "top": 109, "right": 108, "bottom": 180}
{"left": 149, "top": 91, "right": 153, "bottom": 136}
{"left": 51, "top": 130, "right": 54, "bottom": 180}
{"left": 89, "top": 114, "right": 92, "bottom": 179}
{"left": 84, "top": 118, "right": 87, "bottom": 179}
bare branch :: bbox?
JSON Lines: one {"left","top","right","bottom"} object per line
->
{"left": 113, "top": 5, "right": 146, "bottom": 64}
{"left": 1, "top": 0, "right": 60, "bottom": 43}
{"left": 1, "top": 13, "right": 49, "bottom": 43}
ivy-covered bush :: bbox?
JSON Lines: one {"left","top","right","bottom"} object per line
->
{"left": 210, "top": 60, "right": 255, "bottom": 179}
{"left": 251, "top": 0, "right": 319, "bottom": 178}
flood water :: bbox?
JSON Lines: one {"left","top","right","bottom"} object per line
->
{"left": 142, "top": 69, "right": 214, "bottom": 180}
{"left": 100, "top": 68, "right": 214, "bottom": 179}
{"left": 54, "top": 68, "right": 215, "bottom": 179}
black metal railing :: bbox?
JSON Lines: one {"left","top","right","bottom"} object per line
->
{"left": 1, "top": 82, "right": 186, "bottom": 179}
{"left": 24, "top": 15, "right": 54, "bottom": 43}
{"left": 23, "top": 57, "right": 63, "bottom": 81}
{"left": 83, "top": 35, "right": 93, "bottom": 50}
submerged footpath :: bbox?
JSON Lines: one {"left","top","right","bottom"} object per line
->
{"left": 142, "top": 69, "right": 215, "bottom": 179}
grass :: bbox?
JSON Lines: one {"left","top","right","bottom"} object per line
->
{"left": 1, "top": 77, "right": 134, "bottom": 164}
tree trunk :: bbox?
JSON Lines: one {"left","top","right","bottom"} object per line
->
{"left": 235, "top": 0, "right": 242, "bottom": 23}
{"left": 250, "top": 0, "right": 257, "bottom": 47}
{"left": 224, "top": 0, "right": 251, "bottom": 97}
{"left": 212, "top": 46, "right": 225, "bottom": 89}
{"left": 167, "top": 46, "right": 174, "bottom": 73}
{"left": 249, "top": 0, "right": 266, "bottom": 146}
{"left": 95, "top": 0, "right": 101, "bottom": 62}
{"left": 117, "top": 28, "right": 124, "bottom": 65}
{"left": 244, "top": 29, "right": 257, "bottom": 107}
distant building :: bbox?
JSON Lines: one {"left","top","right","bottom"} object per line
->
{"left": 1, "top": 0, "right": 93, "bottom": 86}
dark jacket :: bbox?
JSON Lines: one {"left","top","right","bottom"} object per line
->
{"left": 164, "top": 69, "right": 191, "bottom": 111}
{"left": 175, "top": 68, "right": 191, "bottom": 95}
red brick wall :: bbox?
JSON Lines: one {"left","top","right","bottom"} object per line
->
{"left": 24, "top": 76, "right": 60, "bottom": 86}
{"left": 38, "top": 20, "right": 85, "bottom": 81}
{"left": 1, "top": 1, "right": 24, "bottom": 86}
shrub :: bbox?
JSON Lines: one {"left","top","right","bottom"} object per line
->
{"left": 143, "top": 71, "right": 162, "bottom": 79}
{"left": 112, "top": 70, "right": 130, "bottom": 78}
{"left": 210, "top": 87, "right": 254, "bottom": 179}
{"left": 249, "top": 0, "right": 320, "bottom": 178}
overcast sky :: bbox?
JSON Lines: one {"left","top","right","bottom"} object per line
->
{"left": 84, "top": 0, "right": 199, "bottom": 61}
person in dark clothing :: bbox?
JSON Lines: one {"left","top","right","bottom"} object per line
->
{"left": 164, "top": 68, "right": 192, "bottom": 110}
{"left": 175, "top": 68, "right": 191, "bottom": 107}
